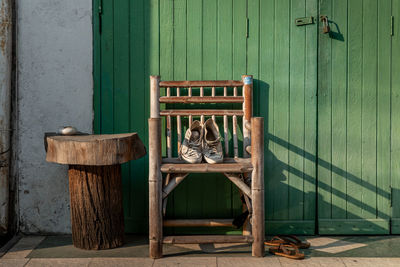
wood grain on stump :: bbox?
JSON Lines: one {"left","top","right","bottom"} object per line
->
{"left": 69, "top": 164, "right": 124, "bottom": 250}
{"left": 46, "top": 133, "right": 146, "bottom": 166}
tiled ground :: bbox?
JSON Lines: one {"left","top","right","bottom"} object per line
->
{"left": 1, "top": 235, "right": 400, "bottom": 266}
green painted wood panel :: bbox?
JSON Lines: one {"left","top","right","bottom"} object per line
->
{"left": 94, "top": 0, "right": 318, "bottom": 234}
{"left": 391, "top": 0, "right": 400, "bottom": 234}
{"left": 261, "top": 0, "right": 317, "bottom": 234}
{"left": 94, "top": 0, "right": 398, "bottom": 235}
{"left": 318, "top": 0, "right": 393, "bottom": 234}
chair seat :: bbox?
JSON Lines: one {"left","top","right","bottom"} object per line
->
{"left": 161, "top": 158, "right": 253, "bottom": 173}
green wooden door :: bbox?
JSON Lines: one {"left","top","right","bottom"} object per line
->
{"left": 317, "top": 0, "right": 399, "bottom": 234}
{"left": 93, "top": 0, "right": 318, "bottom": 234}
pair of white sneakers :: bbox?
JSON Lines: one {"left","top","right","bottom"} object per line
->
{"left": 180, "top": 118, "right": 223, "bottom": 164}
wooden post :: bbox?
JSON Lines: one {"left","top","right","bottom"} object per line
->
{"left": 242, "top": 75, "right": 253, "bottom": 157}
{"left": 150, "top": 76, "right": 163, "bottom": 256}
{"left": 251, "top": 117, "right": 265, "bottom": 257}
{"left": 148, "top": 118, "right": 163, "bottom": 259}
{"left": 242, "top": 75, "right": 253, "bottom": 236}
{"left": 150, "top": 75, "right": 160, "bottom": 119}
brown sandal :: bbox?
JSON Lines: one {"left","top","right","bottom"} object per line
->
{"left": 264, "top": 235, "right": 288, "bottom": 247}
{"left": 279, "top": 235, "right": 310, "bottom": 249}
{"left": 269, "top": 243, "right": 305, "bottom": 260}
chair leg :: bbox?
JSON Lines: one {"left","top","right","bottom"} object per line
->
{"left": 251, "top": 117, "right": 265, "bottom": 257}
{"left": 149, "top": 118, "right": 163, "bottom": 259}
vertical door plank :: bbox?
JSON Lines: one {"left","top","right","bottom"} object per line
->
{"left": 217, "top": 0, "right": 234, "bottom": 218}
{"left": 186, "top": 0, "right": 204, "bottom": 219}
{"left": 273, "top": 0, "right": 290, "bottom": 221}
{"left": 376, "top": 0, "right": 391, "bottom": 222}
{"left": 171, "top": 0, "right": 188, "bottom": 220}
{"left": 346, "top": 0, "right": 363, "bottom": 219}
{"left": 288, "top": 0, "right": 306, "bottom": 221}
{"left": 100, "top": 0, "right": 114, "bottom": 134}
{"left": 303, "top": 0, "right": 317, "bottom": 224}
{"left": 160, "top": 0, "right": 173, "bottom": 158}
{"left": 145, "top": 0, "right": 160, "bottom": 231}
{"left": 260, "top": 0, "right": 275, "bottom": 224}
{"left": 160, "top": 0, "right": 174, "bottom": 221}
{"left": 202, "top": 0, "right": 218, "bottom": 219}
{"left": 114, "top": 0, "right": 131, "bottom": 219}
{"left": 203, "top": 0, "right": 217, "bottom": 80}
{"left": 160, "top": 0, "right": 174, "bottom": 81}
{"left": 391, "top": 0, "right": 400, "bottom": 231}
{"left": 247, "top": 0, "right": 260, "bottom": 115}
{"left": 361, "top": 0, "right": 378, "bottom": 219}
{"left": 129, "top": 0, "right": 147, "bottom": 232}
{"left": 318, "top": 0, "right": 333, "bottom": 221}
{"left": 330, "top": 0, "right": 348, "bottom": 220}
{"left": 232, "top": 0, "right": 247, "bottom": 218}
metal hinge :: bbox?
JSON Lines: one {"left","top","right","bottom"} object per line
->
{"left": 98, "top": 0, "right": 103, "bottom": 34}
{"left": 391, "top": 16, "right": 394, "bottom": 36}
{"left": 246, "top": 17, "right": 249, "bottom": 38}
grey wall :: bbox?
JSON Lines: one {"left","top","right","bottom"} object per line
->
{"left": 16, "top": 0, "right": 92, "bottom": 233}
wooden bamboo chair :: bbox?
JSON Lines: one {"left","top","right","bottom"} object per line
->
{"left": 148, "top": 75, "right": 265, "bottom": 258}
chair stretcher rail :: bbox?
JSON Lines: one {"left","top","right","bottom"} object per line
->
{"left": 159, "top": 80, "right": 243, "bottom": 87}
{"left": 159, "top": 96, "right": 244, "bottom": 103}
{"left": 160, "top": 109, "right": 244, "bottom": 116}
{"left": 163, "top": 235, "right": 254, "bottom": 244}
{"left": 161, "top": 162, "right": 253, "bottom": 173}
{"left": 163, "top": 219, "right": 234, "bottom": 227}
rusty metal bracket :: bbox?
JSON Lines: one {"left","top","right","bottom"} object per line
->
{"left": 320, "top": 15, "right": 330, "bottom": 34}
{"left": 295, "top": 16, "right": 314, "bottom": 26}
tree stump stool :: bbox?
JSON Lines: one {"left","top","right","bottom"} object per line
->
{"left": 45, "top": 133, "right": 146, "bottom": 250}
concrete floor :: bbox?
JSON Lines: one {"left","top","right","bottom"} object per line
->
{"left": 1, "top": 235, "right": 400, "bottom": 266}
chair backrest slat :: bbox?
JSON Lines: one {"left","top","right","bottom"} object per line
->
{"left": 233, "top": 86, "right": 239, "bottom": 157}
{"left": 150, "top": 75, "right": 253, "bottom": 158}
{"left": 167, "top": 115, "right": 172, "bottom": 158}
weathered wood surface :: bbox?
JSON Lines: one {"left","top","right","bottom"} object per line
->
{"left": 223, "top": 173, "right": 251, "bottom": 198}
{"left": 160, "top": 109, "right": 243, "bottom": 117}
{"left": 162, "top": 157, "right": 251, "bottom": 164}
{"left": 161, "top": 162, "right": 253, "bottom": 173}
{"left": 163, "top": 219, "right": 234, "bottom": 227}
{"left": 162, "top": 173, "right": 188, "bottom": 198}
{"left": 251, "top": 117, "right": 265, "bottom": 257}
{"left": 148, "top": 118, "right": 163, "bottom": 259}
{"left": 150, "top": 76, "right": 161, "bottom": 119}
{"left": 69, "top": 165, "right": 124, "bottom": 250}
{"left": 242, "top": 75, "right": 252, "bottom": 158}
{"left": 163, "top": 235, "right": 253, "bottom": 244}
{"left": 160, "top": 96, "right": 244, "bottom": 103}
{"left": 159, "top": 80, "right": 243, "bottom": 87}
{"left": 46, "top": 133, "right": 146, "bottom": 166}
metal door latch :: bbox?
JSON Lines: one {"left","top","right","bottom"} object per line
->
{"left": 320, "top": 15, "right": 330, "bottom": 34}
{"left": 295, "top": 16, "right": 314, "bottom": 26}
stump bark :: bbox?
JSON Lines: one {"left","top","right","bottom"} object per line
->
{"left": 69, "top": 165, "right": 124, "bottom": 250}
